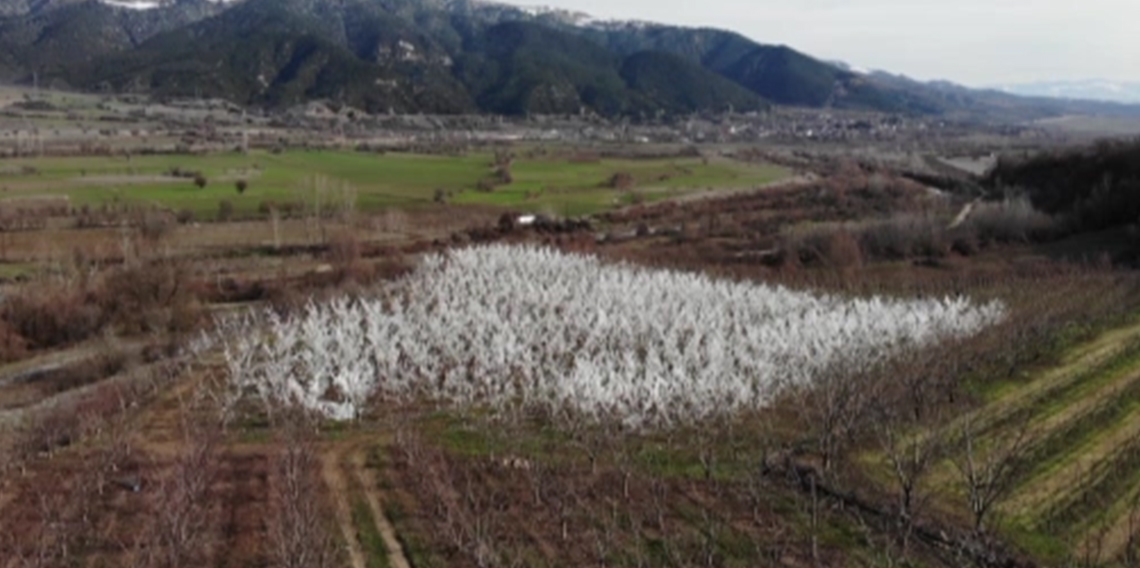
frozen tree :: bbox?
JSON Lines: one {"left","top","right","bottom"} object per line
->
{"left": 221, "top": 245, "right": 1005, "bottom": 427}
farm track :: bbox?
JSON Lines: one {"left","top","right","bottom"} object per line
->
{"left": 322, "top": 440, "right": 410, "bottom": 568}
{"left": 661, "top": 173, "right": 813, "bottom": 207}
{"left": 321, "top": 443, "right": 368, "bottom": 568}
{"left": 351, "top": 449, "right": 412, "bottom": 568}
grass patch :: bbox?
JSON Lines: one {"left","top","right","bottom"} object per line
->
{"left": 0, "top": 262, "right": 35, "bottom": 281}
{"left": 420, "top": 411, "right": 573, "bottom": 462}
{"left": 1036, "top": 423, "right": 1140, "bottom": 532}
{"left": 384, "top": 499, "right": 443, "bottom": 568}
{"left": 351, "top": 497, "right": 391, "bottom": 568}
{"left": 1004, "top": 361, "right": 1140, "bottom": 502}
{"left": 959, "top": 334, "right": 1140, "bottom": 447}
{"left": 0, "top": 150, "right": 790, "bottom": 219}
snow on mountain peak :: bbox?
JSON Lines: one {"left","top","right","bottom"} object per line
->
{"left": 97, "top": 0, "right": 237, "bottom": 10}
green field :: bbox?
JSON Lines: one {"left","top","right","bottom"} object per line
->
{"left": 0, "top": 150, "right": 791, "bottom": 219}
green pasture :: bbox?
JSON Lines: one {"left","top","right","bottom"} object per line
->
{"left": 0, "top": 149, "right": 790, "bottom": 219}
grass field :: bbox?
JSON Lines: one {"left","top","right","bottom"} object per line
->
{"left": 0, "top": 150, "right": 791, "bottom": 219}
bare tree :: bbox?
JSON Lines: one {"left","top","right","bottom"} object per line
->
{"left": 802, "top": 363, "right": 881, "bottom": 476}
{"left": 1124, "top": 493, "right": 1140, "bottom": 567}
{"left": 144, "top": 420, "right": 219, "bottom": 568}
{"left": 266, "top": 417, "right": 338, "bottom": 568}
{"left": 872, "top": 402, "right": 946, "bottom": 554}
{"left": 953, "top": 415, "right": 1029, "bottom": 534}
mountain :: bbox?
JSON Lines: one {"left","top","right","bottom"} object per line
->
{"left": 0, "top": 0, "right": 1136, "bottom": 119}
{"left": 31, "top": 0, "right": 773, "bottom": 116}
{"left": 0, "top": 0, "right": 228, "bottom": 83}
{"left": 69, "top": 0, "right": 477, "bottom": 113}
{"left": 997, "top": 80, "right": 1140, "bottom": 105}
{"left": 619, "top": 51, "right": 769, "bottom": 115}
{"left": 868, "top": 72, "right": 1140, "bottom": 120}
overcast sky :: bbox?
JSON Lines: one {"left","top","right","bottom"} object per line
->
{"left": 501, "top": 0, "right": 1139, "bottom": 87}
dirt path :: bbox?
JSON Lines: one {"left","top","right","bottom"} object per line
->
{"left": 350, "top": 450, "right": 412, "bottom": 568}
{"left": 321, "top": 439, "right": 411, "bottom": 568}
{"left": 321, "top": 444, "right": 367, "bottom": 568}
{"left": 661, "top": 174, "right": 813, "bottom": 207}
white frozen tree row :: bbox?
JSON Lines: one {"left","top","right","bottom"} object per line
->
{"left": 220, "top": 245, "right": 1006, "bottom": 426}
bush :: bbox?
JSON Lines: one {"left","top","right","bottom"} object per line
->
{"left": 958, "top": 198, "right": 1055, "bottom": 245}
{"left": 608, "top": 172, "right": 636, "bottom": 190}
{"left": 826, "top": 229, "right": 864, "bottom": 269}
{"left": 858, "top": 213, "right": 948, "bottom": 260}
{"left": 134, "top": 209, "right": 174, "bottom": 241}
{"left": 781, "top": 211, "right": 949, "bottom": 266}
{"left": 495, "top": 166, "right": 513, "bottom": 185}
{"left": 217, "top": 200, "right": 234, "bottom": 222}
{"left": 0, "top": 284, "right": 103, "bottom": 350}
{"left": 101, "top": 262, "right": 201, "bottom": 334}
{"left": 0, "top": 320, "right": 28, "bottom": 364}
{"left": 236, "top": 179, "right": 248, "bottom": 194}
{"left": 193, "top": 174, "right": 208, "bottom": 189}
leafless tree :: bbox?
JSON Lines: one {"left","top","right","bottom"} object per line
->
{"left": 1126, "top": 493, "right": 1140, "bottom": 567}
{"left": 13, "top": 489, "right": 76, "bottom": 568}
{"left": 143, "top": 419, "right": 219, "bottom": 568}
{"left": 802, "top": 363, "right": 882, "bottom": 476}
{"left": 953, "top": 415, "right": 1029, "bottom": 534}
{"left": 872, "top": 402, "right": 946, "bottom": 554}
{"left": 266, "top": 419, "right": 337, "bottom": 568}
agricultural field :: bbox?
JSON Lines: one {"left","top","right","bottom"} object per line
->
{"left": 865, "top": 319, "right": 1140, "bottom": 564}
{"left": 2, "top": 133, "right": 1140, "bottom": 568}
{"left": 0, "top": 149, "right": 790, "bottom": 219}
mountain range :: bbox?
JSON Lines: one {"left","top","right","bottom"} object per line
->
{"left": 0, "top": 0, "right": 1137, "bottom": 119}
{"left": 996, "top": 80, "right": 1140, "bottom": 105}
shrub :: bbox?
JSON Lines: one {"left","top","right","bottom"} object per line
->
{"left": 958, "top": 197, "right": 1055, "bottom": 245}
{"left": 0, "top": 284, "right": 103, "bottom": 350}
{"left": 101, "top": 262, "right": 201, "bottom": 334}
{"left": 476, "top": 178, "right": 496, "bottom": 193}
{"left": 327, "top": 232, "right": 361, "bottom": 269}
{"left": 217, "top": 200, "right": 234, "bottom": 222}
{"left": 236, "top": 179, "right": 248, "bottom": 194}
{"left": 0, "top": 320, "right": 28, "bottom": 364}
{"left": 608, "top": 172, "right": 636, "bottom": 190}
{"left": 134, "top": 209, "right": 174, "bottom": 241}
{"left": 193, "top": 174, "right": 208, "bottom": 189}
{"left": 857, "top": 213, "right": 948, "bottom": 260}
{"left": 827, "top": 229, "right": 864, "bottom": 269}
{"left": 782, "top": 211, "right": 949, "bottom": 265}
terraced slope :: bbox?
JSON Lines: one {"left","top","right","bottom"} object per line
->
{"left": 926, "top": 320, "right": 1140, "bottom": 563}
